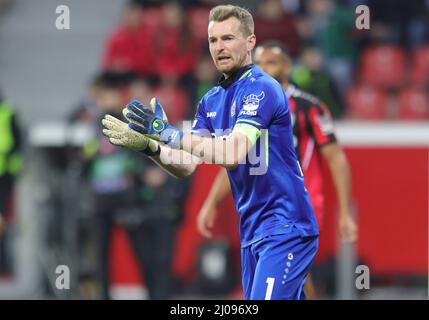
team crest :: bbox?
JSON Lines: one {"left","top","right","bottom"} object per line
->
{"left": 243, "top": 91, "right": 265, "bottom": 111}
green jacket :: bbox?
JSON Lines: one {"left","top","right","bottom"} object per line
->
{"left": 0, "top": 102, "right": 22, "bottom": 176}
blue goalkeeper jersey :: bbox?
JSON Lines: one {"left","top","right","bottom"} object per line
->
{"left": 191, "top": 65, "right": 319, "bottom": 247}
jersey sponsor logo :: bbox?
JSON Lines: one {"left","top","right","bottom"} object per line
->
{"left": 206, "top": 111, "right": 217, "bottom": 118}
{"left": 239, "top": 110, "right": 257, "bottom": 116}
{"left": 242, "top": 91, "right": 265, "bottom": 111}
{"left": 317, "top": 114, "right": 334, "bottom": 135}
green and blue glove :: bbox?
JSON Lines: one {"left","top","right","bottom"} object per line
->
{"left": 124, "top": 98, "right": 183, "bottom": 149}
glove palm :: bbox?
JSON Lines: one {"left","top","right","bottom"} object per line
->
{"left": 102, "top": 114, "right": 159, "bottom": 156}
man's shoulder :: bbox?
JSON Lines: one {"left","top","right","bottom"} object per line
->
{"left": 289, "top": 86, "right": 321, "bottom": 109}
{"left": 249, "top": 67, "right": 282, "bottom": 87}
{"left": 200, "top": 85, "right": 222, "bottom": 103}
{"left": 241, "top": 69, "right": 284, "bottom": 99}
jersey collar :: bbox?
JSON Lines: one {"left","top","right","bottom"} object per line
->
{"left": 218, "top": 64, "right": 254, "bottom": 89}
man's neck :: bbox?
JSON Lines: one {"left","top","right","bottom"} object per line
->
{"left": 223, "top": 65, "right": 251, "bottom": 79}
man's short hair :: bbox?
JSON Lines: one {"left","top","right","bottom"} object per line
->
{"left": 209, "top": 5, "right": 254, "bottom": 37}
{"left": 256, "top": 41, "right": 292, "bottom": 65}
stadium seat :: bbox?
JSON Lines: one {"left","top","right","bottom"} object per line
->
{"left": 358, "top": 45, "right": 407, "bottom": 89}
{"left": 346, "top": 85, "right": 388, "bottom": 120}
{"left": 410, "top": 45, "right": 429, "bottom": 87}
{"left": 397, "top": 87, "right": 429, "bottom": 120}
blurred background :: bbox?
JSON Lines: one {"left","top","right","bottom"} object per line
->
{"left": 0, "top": 0, "right": 427, "bottom": 300}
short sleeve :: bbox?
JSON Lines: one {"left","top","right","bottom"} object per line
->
{"left": 235, "top": 81, "right": 282, "bottom": 131}
{"left": 307, "top": 101, "right": 337, "bottom": 146}
{"left": 190, "top": 99, "right": 212, "bottom": 138}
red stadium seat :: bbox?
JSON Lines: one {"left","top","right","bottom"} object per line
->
{"left": 397, "top": 87, "right": 429, "bottom": 120}
{"left": 410, "top": 45, "right": 429, "bottom": 87}
{"left": 358, "top": 45, "right": 407, "bottom": 89}
{"left": 346, "top": 85, "right": 388, "bottom": 120}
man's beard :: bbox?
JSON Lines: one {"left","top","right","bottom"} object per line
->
{"left": 219, "top": 56, "right": 247, "bottom": 77}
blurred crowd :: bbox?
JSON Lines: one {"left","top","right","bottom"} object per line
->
{"left": 97, "top": 0, "right": 429, "bottom": 121}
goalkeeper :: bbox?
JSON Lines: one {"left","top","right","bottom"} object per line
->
{"left": 102, "top": 4, "right": 318, "bottom": 300}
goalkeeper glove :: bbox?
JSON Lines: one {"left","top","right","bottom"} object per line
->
{"left": 124, "top": 98, "right": 183, "bottom": 149}
{"left": 102, "top": 114, "right": 160, "bottom": 156}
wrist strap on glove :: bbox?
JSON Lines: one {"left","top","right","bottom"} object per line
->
{"left": 160, "top": 127, "right": 183, "bottom": 149}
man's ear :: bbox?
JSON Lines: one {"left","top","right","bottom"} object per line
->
{"left": 247, "top": 34, "right": 256, "bottom": 51}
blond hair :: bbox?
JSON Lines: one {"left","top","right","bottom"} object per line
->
{"left": 209, "top": 5, "right": 254, "bottom": 37}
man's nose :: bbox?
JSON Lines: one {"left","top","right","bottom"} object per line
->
{"left": 215, "top": 40, "right": 225, "bottom": 52}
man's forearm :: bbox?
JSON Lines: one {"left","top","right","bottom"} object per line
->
{"left": 321, "top": 144, "right": 352, "bottom": 216}
{"left": 328, "top": 151, "right": 352, "bottom": 216}
{"left": 179, "top": 132, "right": 250, "bottom": 169}
{"left": 149, "top": 144, "right": 200, "bottom": 179}
{"left": 206, "top": 168, "right": 232, "bottom": 206}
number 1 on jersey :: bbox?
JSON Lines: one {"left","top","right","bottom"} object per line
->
{"left": 265, "top": 277, "right": 275, "bottom": 300}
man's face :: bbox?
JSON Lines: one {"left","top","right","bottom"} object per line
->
{"left": 254, "top": 47, "right": 290, "bottom": 84}
{"left": 96, "top": 88, "right": 122, "bottom": 112}
{"left": 208, "top": 17, "right": 255, "bottom": 76}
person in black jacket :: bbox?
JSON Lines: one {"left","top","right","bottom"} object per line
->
{"left": 87, "top": 75, "right": 188, "bottom": 299}
{"left": 0, "top": 90, "right": 22, "bottom": 274}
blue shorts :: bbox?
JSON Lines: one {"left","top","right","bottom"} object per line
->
{"left": 241, "top": 227, "right": 318, "bottom": 300}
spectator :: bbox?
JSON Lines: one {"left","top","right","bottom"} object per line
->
{"left": 128, "top": 77, "right": 152, "bottom": 104}
{"left": 86, "top": 75, "right": 187, "bottom": 299}
{"left": 69, "top": 71, "right": 138, "bottom": 124}
{"left": 0, "top": 90, "right": 22, "bottom": 274}
{"left": 153, "top": 77, "right": 191, "bottom": 125}
{"left": 254, "top": 0, "right": 301, "bottom": 57}
{"left": 153, "top": 1, "right": 201, "bottom": 82}
{"left": 190, "top": 52, "right": 218, "bottom": 114}
{"left": 68, "top": 74, "right": 105, "bottom": 124}
{"left": 371, "top": 0, "right": 428, "bottom": 48}
{"left": 102, "top": 3, "right": 156, "bottom": 77}
{"left": 290, "top": 47, "right": 343, "bottom": 118}
{"left": 300, "top": 0, "right": 358, "bottom": 98}
{"left": 132, "top": 157, "right": 189, "bottom": 299}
